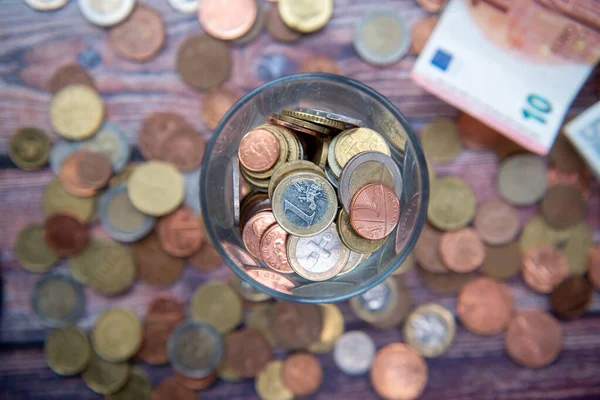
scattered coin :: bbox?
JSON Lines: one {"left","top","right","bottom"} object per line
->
{"left": 523, "top": 245, "right": 570, "bottom": 293}
{"left": 473, "top": 199, "right": 520, "bottom": 245}
{"left": 547, "top": 167, "right": 591, "bottom": 201}
{"left": 190, "top": 281, "right": 243, "bottom": 334}
{"left": 137, "top": 297, "right": 185, "bottom": 365}
{"left": 156, "top": 206, "right": 204, "bottom": 257}
{"left": 541, "top": 185, "right": 585, "bottom": 229}
{"left": 49, "top": 139, "right": 80, "bottom": 176}
{"left": 265, "top": 4, "right": 302, "bottom": 42}
{"left": 152, "top": 376, "right": 195, "bottom": 400}
{"left": 414, "top": 222, "right": 447, "bottom": 273}
{"left": 246, "top": 304, "right": 277, "bottom": 347}
{"left": 168, "top": 0, "right": 198, "bottom": 14}
{"left": 43, "top": 213, "right": 89, "bottom": 257}
{"left": 111, "top": 366, "right": 152, "bottom": 400}
{"left": 135, "top": 233, "right": 185, "bottom": 286}
{"left": 15, "top": 224, "right": 59, "bottom": 273}
{"left": 350, "top": 183, "right": 400, "bottom": 240}
{"left": 231, "top": 274, "right": 271, "bottom": 303}
{"left": 417, "top": 0, "right": 446, "bottom": 12}
{"left": 8, "top": 127, "right": 51, "bottom": 171}
{"left": 270, "top": 302, "right": 322, "bottom": 350}
{"left": 333, "top": 331, "right": 376, "bottom": 375}
{"left": 549, "top": 133, "right": 586, "bottom": 173}
{"left": 109, "top": 4, "right": 165, "bottom": 61}
{"left": 354, "top": 10, "right": 411, "bottom": 66}
{"left": 176, "top": 34, "right": 232, "bottom": 91}
{"left": 168, "top": 321, "right": 224, "bottom": 379}
{"left": 255, "top": 360, "right": 293, "bottom": 400}
{"left": 79, "top": 123, "right": 131, "bottom": 173}
{"left": 550, "top": 276, "right": 593, "bottom": 320}
{"left": 60, "top": 150, "right": 112, "bottom": 197}
{"left": 50, "top": 84, "right": 104, "bottom": 140}
{"left": 420, "top": 118, "right": 462, "bottom": 163}
{"left": 188, "top": 242, "right": 224, "bottom": 272}
{"left": 25, "top": 0, "right": 68, "bottom": 11}
{"left": 31, "top": 273, "right": 85, "bottom": 327}
{"left": 480, "top": 241, "right": 523, "bottom": 280}
{"left": 411, "top": 16, "right": 438, "bottom": 55}
{"left": 138, "top": 112, "right": 187, "bottom": 161}
{"left": 308, "top": 303, "right": 344, "bottom": 353}
{"left": 44, "top": 179, "right": 95, "bottom": 223}
{"left": 404, "top": 303, "right": 455, "bottom": 358}
{"left": 78, "top": 0, "right": 136, "bottom": 26}
{"left": 128, "top": 161, "right": 184, "bottom": 216}
{"left": 49, "top": 64, "right": 96, "bottom": 93}
{"left": 202, "top": 87, "right": 240, "bottom": 130}
{"left": 92, "top": 308, "right": 142, "bottom": 362}
{"left": 99, "top": 185, "right": 155, "bottom": 243}
{"left": 300, "top": 55, "right": 339, "bottom": 74}
{"left": 282, "top": 353, "right": 323, "bottom": 396}
{"left": 504, "top": 309, "right": 562, "bottom": 369}
{"left": 176, "top": 371, "right": 217, "bottom": 391}
{"left": 82, "top": 355, "right": 129, "bottom": 395}
{"left": 428, "top": 177, "right": 476, "bottom": 231}
{"left": 497, "top": 154, "right": 547, "bottom": 206}
{"left": 560, "top": 222, "right": 594, "bottom": 276}
{"left": 416, "top": 265, "right": 476, "bottom": 294}
{"left": 370, "top": 343, "right": 428, "bottom": 400}
{"left": 199, "top": 0, "right": 257, "bottom": 40}
{"left": 225, "top": 328, "right": 272, "bottom": 378}
{"left": 457, "top": 113, "right": 501, "bottom": 150}
{"left": 439, "top": 228, "right": 485, "bottom": 273}
{"left": 45, "top": 325, "right": 91, "bottom": 376}
{"left": 590, "top": 246, "right": 600, "bottom": 291}
{"left": 278, "top": 0, "right": 333, "bottom": 33}
{"left": 350, "top": 277, "right": 397, "bottom": 325}
{"left": 232, "top": 0, "right": 266, "bottom": 46}
{"left": 457, "top": 277, "right": 514, "bottom": 335}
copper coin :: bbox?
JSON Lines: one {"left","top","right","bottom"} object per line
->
{"left": 547, "top": 167, "right": 590, "bottom": 201}
{"left": 109, "top": 4, "right": 165, "bottom": 62}
{"left": 266, "top": 5, "right": 301, "bottom": 42}
{"left": 133, "top": 234, "right": 184, "bottom": 287}
{"left": 457, "top": 112, "right": 501, "bottom": 150}
{"left": 350, "top": 183, "right": 400, "bottom": 240}
{"left": 504, "top": 309, "right": 562, "bottom": 369}
{"left": 243, "top": 268, "right": 296, "bottom": 294}
{"left": 188, "top": 243, "right": 224, "bottom": 272}
{"left": 138, "top": 299, "right": 185, "bottom": 365}
{"left": 549, "top": 134, "right": 585, "bottom": 173}
{"left": 266, "top": 115, "right": 322, "bottom": 138}
{"left": 417, "top": 0, "right": 446, "bottom": 12}
{"left": 259, "top": 224, "right": 293, "bottom": 274}
{"left": 300, "top": 56, "right": 339, "bottom": 74}
{"left": 480, "top": 242, "right": 522, "bottom": 280}
{"left": 411, "top": 16, "right": 438, "bottom": 55}
{"left": 160, "top": 124, "right": 205, "bottom": 172}
{"left": 177, "top": 34, "right": 232, "bottom": 91}
{"left": 59, "top": 151, "right": 112, "bottom": 197}
{"left": 540, "top": 185, "right": 585, "bottom": 229}
{"left": 242, "top": 211, "right": 277, "bottom": 259}
{"left": 473, "top": 199, "right": 520, "bottom": 245}
{"left": 523, "top": 246, "right": 570, "bottom": 293}
{"left": 225, "top": 328, "right": 272, "bottom": 378}
{"left": 157, "top": 207, "right": 204, "bottom": 257}
{"left": 238, "top": 129, "right": 281, "bottom": 173}
{"left": 550, "top": 276, "right": 593, "bottom": 320}
{"left": 439, "top": 228, "right": 485, "bottom": 273}
{"left": 138, "top": 112, "right": 189, "bottom": 160}
{"left": 175, "top": 371, "right": 217, "bottom": 391}
{"left": 147, "top": 297, "right": 186, "bottom": 323}
{"left": 590, "top": 245, "right": 600, "bottom": 291}
{"left": 493, "top": 136, "right": 528, "bottom": 159}
{"left": 269, "top": 302, "right": 322, "bottom": 350}
{"left": 281, "top": 353, "right": 323, "bottom": 396}
{"left": 370, "top": 343, "right": 428, "bottom": 400}
{"left": 414, "top": 223, "right": 448, "bottom": 274}
{"left": 417, "top": 265, "right": 475, "bottom": 294}
{"left": 152, "top": 376, "right": 195, "bottom": 400}
{"left": 457, "top": 277, "right": 514, "bottom": 335}
{"left": 43, "top": 213, "right": 89, "bottom": 257}
{"left": 48, "top": 64, "right": 95, "bottom": 93}
{"left": 201, "top": 87, "right": 240, "bottom": 130}
{"left": 198, "top": 0, "right": 257, "bottom": 40}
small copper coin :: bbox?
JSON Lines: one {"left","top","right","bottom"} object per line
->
{"left": 411, "top": 16, "right": 438, "bottom": 55}
{"left": 480, "top": 242, "right": 523, "bottom": 280}
{"left": 201, "top": 87, "right": 240, "bottom": 130}
{"left": 541, "top": 185, "right": 585, "bottom": 229}
{"left": 549, "top": 134, "right": 585, "bottom": 173}
{"left": 505, "top": 310, "right": 562, "bottom": 369}
{"left": 60, "top": 151, "right": 112, "bottom": 197}
{"left": 43, "top": 214, "right": 88, "bottom": 257}
{"left": 414, "top": 223, "right": 448, "bottom": 274}
{"left": 523, "top": 246, "right": 570, "bottom": 293}
{"left": 350, "top": 183, "right": 400, "bottom": 240}
{"left": 242, "top": 211, "right": 277, "bottom": 259}
{"left": 133, "top": 234, "right": 185, "bottom": 287}
{"left": 281, "top": 353, "right": 323, "bottom": 396}
{"left": 199, "top": 0, "right": 257, "bottom": 40}
{"left": 300, "top": 56, "right": 339, "bottom": 74}
{"left": 550, "top": 276, "right": 593, "bottom": 320}
{"left": 137, "top": 297, "right": 185, "bottom": 365}
{"left": 175, "top": 371, "right": 217, "bottom": 391}
{"left": 270, "top": 302, "right": 322, "bottom": 350}
{"left": 457, "top": 113, "right": 501, "bottom": 150}
{"left": 177, "top": 34, "right": 232, "bottom": 91}
{"left": 188, "top": 243, "right": 224, "bottom": 272}
{"left": 225, "top": 328, "right": 272, "bottom": 378}
{"left": 49, "top": 64, "right": 95, "bottom": 93}
{"left": 417, "top": 266, "right": 476, "bottom": 294}
{"left": 439, "top": 228, "right": 485, "bottom": 273}
{"left": 238, "top": 129, "right": 281, "bottom": 173}
{"left": 266, "top": 5, "right": 301, "bottom": 42}
{"left": 138, "top": 112, "right": 189, "bottom": 161}
{"left": 370, "top": 343, "right": 428, "bottom": 400}
{"left": 160, "top": 124, "right": 205, "bottom": 172}
{"left": 156, "top": 207, "right": 204, "bottom": 257}
{"left": 473, "top": 199, "right": 520, "bottom": 245}
{"left": 457, "top": 277, "right": 514, "bottom": 335}
{"left": 152, "top": 376, "right": 195, "bottom": 400}
{"left": 547, "top": 167, "right": 590, "bottom": 201}
{"left": 109, "top": 4, "right": 165, "bottom": 62}
{"left": 259, "top": 224, "right": 293, "bottom": 274}
{"left": 590, "top": 246, "right": 600, "bottom": 291}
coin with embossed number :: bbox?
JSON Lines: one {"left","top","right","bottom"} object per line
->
{"left": 404, "top": 303, "right": 455, "bottom": 358}
{"left": 31, "top": 273, "right": 85, "bottom": 328}
{"left": 168, "top": 321, "right": 224, "bottom": 379}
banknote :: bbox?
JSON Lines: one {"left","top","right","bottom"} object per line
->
{"left": 411, "top": 0, "right": 599, "bottom": 154}
{"left": 565, "top": 101, "right": 600, "bottom": 180}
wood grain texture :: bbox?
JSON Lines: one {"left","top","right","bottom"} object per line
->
{"left": 1, "top": 0, "right": 600, "bottom": 399}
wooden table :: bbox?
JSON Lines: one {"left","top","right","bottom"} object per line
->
{"left": 1, "top": 0, "right": 599, "bottom": 399}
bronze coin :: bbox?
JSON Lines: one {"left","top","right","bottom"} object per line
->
{"left": 188, "top": 243, "right": 224, "bottom": 272}
{"left": 439, "top": 228, "right": 485, "bottom": 273}
{"left": 480, "top": 242, "right": 522, "bottom": 280}
{"left": 242, "top": 211, "right": 277, "bottom": 259}
{"left": 48, "top": 64, "right": 95, "bottom": 93}
{"left": 259, "top": 224, "right": 293, "bottom": 274}
{"left": 133, "top": 234, "right": 184, "bottom": 287}
{"left": 492, "top": 136, "right": 528, "bottom": 159}
{"left": 416, "top": 265, "right": 476, "bottom": 294}
{"left": 160, "top": 124, "right": 205, "bottom": 172}
{"left": 550, "top": 276, "right": 593, "bottom": 320}
{"left": 266, "top": 115, "right": 323, "bottom": 138}
{"left": 198, "top": 0, "right": 257, "bottom": 41}
{"left": 414, "top": 223, "right": 448, "bottom": 274}
{"left": 299, "top": 56, "right": 339, "bottom": 74}
{"left": 590, "top": 245, "right": 600, "bottom": 291}
{"left": 60, "top": 150, "right": 112, "bottom": 197}
{"left": 269, "top": 302, "right": 322, "bottom": 350}
{"left": 201, "top": 87, "right": 240, "bottom": 130}
{"left": 281, "top": 353, "right": 323, "bottom": 396}
{"left": 266, "top": 5, "right": 301, "bottom": 42}
{"left": 137, "top": 298, "right": 185, "bottom": 365}
{"left": 175, "top": 371, "right": 217, "bottom": 391}
{"left": 523, "top": 245, "right": 570, "bottom": 293}
{"left": 225, "top": 328, "right": 272, "bottom": 378}
{"left": 157, "top": 207, "right": 204, "bottom": 257}
{"left": 370, "top": 343, "right": 428, "bottom": 400}
{"left": 549, "top": 134, "right": 585, "bottom": 173}
{"left": 473, "top": 199, "right": 520, "bottom": 246}
{"left": 457, "top": 112, "right": 501, "bottom": 150}
{"left": 109, "top": 4, "right": 165, "bottom": 62}
{"left": 138, "top": 112, "right": 189, "bottom": 160}
{"left": 547, "top": 167, "right": 591, "bottom": 201}
{"left": 541, "top": 185, "right": 585, "bottom": 229}
{"left": 350, "top": 183, "right": 400, "bottom": 240}
{"left": 152, "top": 376, "right": 195, "bottom": 400}
{"left": 43, "top": 213, "right": 89, "bottom": 257}
{"left": 147, "top": 297, "right": 186, "bottom": 323}
{"left": 238, "top": 129, "right": 281, "bottom": 173}
{"left": 177, "top": 34, "right": 232, "bottom": 91}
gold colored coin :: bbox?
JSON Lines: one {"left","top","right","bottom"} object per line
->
{"left": 217, "top": 354, "right": 243, "bottom": 382}
{"left": 308, "top": 303, "right": 344, "bottom": 353}
{"left": 519, "top": 216, "right": 562, "bottom": 252}
{"left": 43, "top": 179, "right": 94, "bottom": 222}
{"left": 334, "top": 127, "right": 390, "bottom": 168}
{"left": 282, "top": 109, "right": 346, "bottom": 130}
{"left": 15, "top": 224, "right": 59, "bottom": 273}
{"left": 128, "top": 161, "right": 184, "bottom": 216}
{"left": 242, "top": 128, "right": 288, "bottom": 180}
{"left": 420, "top": 118, "right": 462, "bottom": 163}
{"left": 82, "top": 355, "right": 129, "bottom": 395}
{"left": 92, "top": 308, "right": 142, "bottom": 362}
{"left": 50, "top": 84, "right": 104, "bottom": 140}
{"left": 327, "top": 132, "right": 344, "bottom": 178}
{"left": 246, "top": 304, "right": 277, "bottom": 347}
{"left": 313, "top": 139, "right": 329, "bottom": 169}
{"left": 111, "top": 366, "right": 152, "bottom": 400}
{"left": 260, "top": 123, "right": 301, "bottom": 162}
{"left": 109, "top": 163, "right": 138, "bottom": 187}
{"left": 268, "top": 160, "right": 326, "bottom": 199}
{"left": 255, "top": 360, "right": 293, "bottom": 400}
{"left": 278, "top": 0, "right": 333, "bottom": 33}
{"left": 428, "top": 177, "right": 476, "bottom": 231}
{"left": 45, "top": 325, "right": 91, "bottom": 376}
{"left": 337, "top": 209, "right": 386, "bottom": 254}
{"left": 240, "top": 166, "right": 270, "bottom": 191}
{"left": 190, "top": 281, "right": 243, "bottom": 335}
{"left": 9, "top": 127, "right": 51, "bottom": 170}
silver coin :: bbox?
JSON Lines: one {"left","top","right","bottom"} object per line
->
{"left": 339, "top": 151, "right": 403, "bottom": 213}
{"left": 354, "top": 10, "right": 410, "bottom": 66}
{"left": 50, "top": 139, "right": 80, "bottom": 176}
{"left": 25, "top": 0, "right": 68, "bottom": 11}
{"left": 99, "top": 185, "right": 155, "bottom": 242}
{"left": 403, "top": 303, "right": 455, "bottom": 358}
{"left": 349, "top": 277, "right": 399, "bottom": 325}
{"left": 232, "top": 0, "right": 264, "bottom": 46}
{"left": 168, "top": 321, "right": 224, "bottom": 379}
{"left": 327, "top": 132, "right": 343, "bottom": 178}
{"left": 357, "top": 280, "right": 391, "bottom": 312}
{"left": 333, "top": 331, "right": 376, "bottom": 375}
{"left": 324, "top": 164, "right": 339, "bottom": 188}
{"left": 79, "top": 123, "right": 131, "bottom": 173}
{"left": 167, "top": 0, "right": 198, "bottom": 14}
{"left": 287, "top": 223, "right": 350, "bottom": 281}
{"left": 337, "top": 251, "right": 368, "bottom": 276}
{"left": 31, "top": 273, "right": 85, "bottom": 327}
{"left": 497, "top": 154, "right": 547, "bottom": 206}
{"left": 233, "top": 157, "right": 240, "bottom": 228}
{"left": 183, "top": 168, "right": 201, "bottom": 214}
{"left": 297, "top": 108, "right": 362, "bottom": 128}
{"left": 78, "top": 0, "right": 136, "bottom": 27}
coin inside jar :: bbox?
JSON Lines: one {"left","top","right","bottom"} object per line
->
{"left": 350, "top": 183, "right": 400, "bottom": 240}
{"left": 403, "top": 303, "right": 455, "bottom": 358}
{"left": 259, "top": 224, "right": 294, "bottom": 274}
{"left": 334, "top": 127, "right": 390, "bottom": 168}
{"left": 242, "top": 211, "right": 277, "bottom": 259}
{"left": 238, "top": 128, "right": 281, "bottom": 173}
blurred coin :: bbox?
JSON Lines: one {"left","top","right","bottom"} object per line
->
{"left": 547, "top": 167, "right": 591, "bottom": 201}
{"left": 15, "top": 224, "right": 59, "bottom": 273}
{"left": 190, "top": 281, "right": 243, "bottom": 334}
{"left": 416, "top": 265, "right": 475, "bottom": 294}
{"left": 561, "top": 222, "right": 594, "bottom": 276}
{"left": 60, "top": 150, "right": 112, "bottom": 197}
{"left": 550, "top": 276, "right": 593, "bottom": 320}
{"left": 80, "top": 123, "right": 130, "bottom": 173}
{"left": 259, "top": 224, "right": 294, "bottom": 273}
{"left": 523, "top": 246, "right": 569, "bottom": 293}
{"left": 232, "top": 0, "right": 265, "bottom": 46}
{"left": 168, "top": 321, "right": 224, "bottom": 379}
{"left": 354, "top": 11, "right": 410, "bottom": 66}
{"left": 519, "top": 215, "right": 562, "bottom": 252}
{"left": 256, "top": 360, "right": 293, "bottom": 400}
{"left": 473, "top": 199, "right": 520, "bottom": 245}
{"left": 242, "top": 211, "right": 277, "bottom": 259}
{"left": 493, "top": 136, "right": 528, "bottom": 159}
{"left": 404, "top": 303, "right": 455, "bottom": 358}
{"left": 133, "top": 233, "right": 184, "bottom": 287}
{"left": 439, "top": 228, "right": 485, "bottom": 273}
{"left": 128, "top": 161, "right": 184, "bottom": 216}
{"left": 590, "top": 246, "right": 600, "bottom": 291}
{"left": 457, "top": 113, "right": 501, "bottom": 150}
{"left": 370, "top": 343, "right": 428, "bottom": 400}
{"left": 541, "top": 185, "right": 585, "bottom": 229}
{"left": 265, "top": 5, "right": 301, "bottom": 42}
{"left": 188, "top": 243, "right": 224, "bottom": 272}
{"left": 9, "top": 127, "right": 50, "bottom": 171}
{"left": 231, "top": 274, "right": 271, "bottom": 303}
{"left": 393, "top": 252, "right": 415, "bottom": 276}
{"left": 100, "top": 185, "right": 155, "bottom": 243}
{"left": 175, "top": 371, "right": 217, "bottom": 391}
{"left": 282, "top": 353, "right": 322, "bottom": 396}
{"left": 138, "top": 112, "right": 188, "bottom": 161}
{"left": 111, "top": 366, "right": 151, "bottom": 400}
{"left": 109, "top": 4, "right": 165, "bottom": 61}
{"left": 349, "top": 182, "right": 400, "bottom": 240}
{"left": 238, "top": 128, "right": 282, "bottom": 173}
{"left": 137, "top": 297, "right": 185, "bottom": 365}
{"left": 297, "top": 108, "right": 363, "bottom": 128}
{"left": 411, "top": 16, "right": 438, "bottom": 55}
{"left": 333, "top": 331, "right": 375, "bottom": 375}
{"left": 49, "top": 64, "right": 96, "bottom": 93}
{"left": 45, "top": 325, "right": 91, "bottom": 376}
{"left": 31, "top": 273, "right": 84, "bottom": 327}
{"left": 428, "top": 177, "right": 476, "bottom": 231}
{"left": 413, "top": 222, "right": 447, "bottom": 273}
{"left": 182, "top": 168, "right": 202, "bottom": 214}
{"left": 246, "top": 304, "right": 277, "bottom": 347}
{"left": 78, "top": 0, "right": 135, "bottom": 26}
{"left": 420, "top": 118, "right": 461, "bottom": 163}
{"left": 300, "top": 55, "right": 339, "bottom": 74}
{"left": 458, "top": 277, "right": 514, "bottom": 335}
{"left": 168, "top": 0, "right": 198, "bottom": 14}
{"left": 498, "top": 154, "right": 547, "bottom": 206}
{"left": 177, "top": 34, "right": 232, "bottom": 91}
{"left": 82, "top": 355, "right": 129, "bottom": 395}
{"left": 43, "top": 213, "right": 89, "bottom": 257}
{"left": 202, "top": 87, "right": 240, "bottom": 130}
{"left": 282, "top": 109, "right": 346, "bottom": 130}
{"left": 152, "top": 376, "right": 195, "bottom": 400}
{"left": 417, "top": 0, "right": 446, "bottom": 12}
{"left": 225, "top": 328, "right": 272, "bottom": 378}
{"left": 49, "top": 139, "right": 80, "bottom": 176}
{"left": 335, "top": 128, "right": 390, "bottom": 168}
{"left": 157, "top": 206, "right": 204, "bottom": 257}
{"left": 427, "top": 159, "right": 436, "bottom": 183}
{"left": 371, "top": 276, "right": 413, "bottom": 330}
{"left": 160, "top": 128, "right": 206, "bottom": 173}
{"left": 50, "top": 84, "right": 104, "bottom": 140}
{"left": 270, "top": 302, "right": 322, "bottom": 350}
{"left": 549, "top": 133, "right": 585, "bottom": 173}
{"left": 480, "top": 241, "right": 522, "bottom": 280}
{"left": 309, "top": 303, "right": 344, "bottom": 353}
{"left": 504, "top": 309, "right": 562, "bottom": 369}
{"left": 25, "top": 0, "right": 67, "bottom": 10}
{"left": 350, "top": 277, "right": 397, "bottom": 325}
{"left": 92, "top": 308, "right": 142, "bottom": 363}
{"left": 199, "top": 0, "right": 257, "bottom": 40}
{"left": 278, "top": 0, "right": 333, "bottom": 33}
